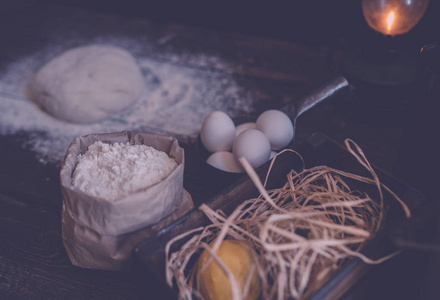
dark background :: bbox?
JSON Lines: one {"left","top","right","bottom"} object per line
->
{"left": 4, "top": 0, "right": 440, "bottom": 46}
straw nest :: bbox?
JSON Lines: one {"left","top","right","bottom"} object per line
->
{"left": 165, "top": 139, "right": 410, "bottom": 299}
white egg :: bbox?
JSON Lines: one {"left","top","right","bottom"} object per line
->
{"left": 206, "top": 151, "right": 244, "bottom": 173}
{"left": 232, "top": 129, "right": 271, "bottom": 169}
{"left": 235, "top": 122, "right": 256, "bottom": 136}
{"left": 256, "top": 109, "right": 294, "bottom": 150}
{"left": 200, "top": 111, "right": 236, "bottom": 153}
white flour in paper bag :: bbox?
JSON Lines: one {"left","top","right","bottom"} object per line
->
{"left": 72, "top": 141, "right": 177, "bottom": 201}
{"left": 60, "top": 131, "right": 190, "bottom": 270}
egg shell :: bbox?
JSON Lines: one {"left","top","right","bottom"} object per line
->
{"left": 232, "top": 129, "right": 271, "bottom": 169}
{"left": 206, "top": 151, "right": 244, "bottom": 173}
{"left": 235, "top": 122, "right": 256, "bottom": 136}
{"left": 200, "top": 111, "right": 236, "bottom": 153}
{"left": 256, "top": 109, "right": 293, "bottom": 150}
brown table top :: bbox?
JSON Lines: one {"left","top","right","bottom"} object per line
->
{"left": 1, "top": 1, "right": 439, "bottom": 299}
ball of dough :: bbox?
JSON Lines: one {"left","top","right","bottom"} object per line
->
{"left": 29, "top": 45, "right": 145, "bottom": 123}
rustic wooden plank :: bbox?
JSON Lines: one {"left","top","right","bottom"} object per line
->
{"left": 0, "top": 256, "right": 173, "bottom": 299}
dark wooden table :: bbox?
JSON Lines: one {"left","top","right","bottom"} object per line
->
{"left": 1, "top": 1, "right": 439, "bottom": 299}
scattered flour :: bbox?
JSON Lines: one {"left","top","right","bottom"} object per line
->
{"left": 0, "top": 40, "right": 254, "bottom": 165}
{"left": 72, "top": 141, "right": 177, "bottom": 201}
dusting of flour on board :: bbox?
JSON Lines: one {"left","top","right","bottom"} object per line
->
{"left": 0, "top": 43, "right": 254, "bottom": 165}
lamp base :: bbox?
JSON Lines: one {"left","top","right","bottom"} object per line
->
{"left": 337, "top": 48, "right": 423, "bottom": 125}
{"left": 341, "top": 48, "right": 419, "bottom": 87}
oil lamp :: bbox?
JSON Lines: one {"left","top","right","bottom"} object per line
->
{"left": 341, "top": 0, "right": 430, "bottom": 88}
{"left": 339, "top": 0, "right": 430, "bottom": 123}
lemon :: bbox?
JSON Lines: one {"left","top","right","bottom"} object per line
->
{"left": 196, "top": 239, "right": 261, "bottom": 300}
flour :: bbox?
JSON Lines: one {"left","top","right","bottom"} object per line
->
{"left": 0, "top": 39, "right": 254, "bottom": 166}
{"left": 72, "top": 141, "right": 177, "bottom": 201}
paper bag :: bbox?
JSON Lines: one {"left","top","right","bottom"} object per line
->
{"left": 60, "top": 131, "right": 192, "bottom": 270}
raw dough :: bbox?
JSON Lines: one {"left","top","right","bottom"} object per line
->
{"left": 29, "top": 45, "right": 145, "bottom": 123}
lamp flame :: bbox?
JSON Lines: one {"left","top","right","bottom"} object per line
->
{"left": 387, "top": 11, "right": 395, "bottom": 33}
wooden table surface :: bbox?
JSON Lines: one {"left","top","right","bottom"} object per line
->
{"left": 1, "top": 1, "right": 439, "bottom": 299}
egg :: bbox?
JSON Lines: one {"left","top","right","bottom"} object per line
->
{"left": 197, "top": 240, "right": 261, "bottom": 300}
{"left": 256, "top": 110, "right": 293, "bottom": 150}
{"left": 200, "top": 111, "right": 236, "bottom": 153}
{"left": 235, "top": 122, "right": 256, "bottom": 136}
{"left": 232, "top": 129, "right": 271, "bottom": 169}
{"left": 206, "top": 151, "right": 244, "bottom": 173}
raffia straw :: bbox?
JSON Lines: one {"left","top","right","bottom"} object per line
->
{"left": 165, "top": 139, "right": 410, "bottom": 299}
